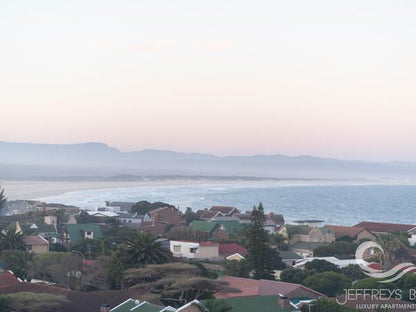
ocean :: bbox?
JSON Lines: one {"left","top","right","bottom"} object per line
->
{"left": 35, "top": 183, "right": 416, "bottom": 226}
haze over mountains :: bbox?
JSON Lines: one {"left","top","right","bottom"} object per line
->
{"left": 1, "top": 141, "right": 416, "bottom": 181}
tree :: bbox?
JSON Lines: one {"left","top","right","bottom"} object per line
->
{"left": 305, "top": 260, "right": 340, "bottom": 274}
{"left": 313, "top": 241, "right": 358, "bottom": 257}
{"left": 0, "top": 187, "right": 6, "bottom": 214}
{"left": 29, "top": 252, "right": 83, "bottom": 289}
{"left": 123, "top": 231, "right": 171, "bottom": 266}
{"left": 247, "top": 203, "right": 273, "bottom": 279}
{"left": 223, "top": 259, "right": 251, "bottom": 278}
{"left": 340, "top": 264, "right": 365, "bottom": 281}
{"left": 0, "top": 250, "right": 33, "bottom": 279}
{"left": 131, "top": 201, "right": 176, "bottom": 215}
{"left": 280, "top": 268, "right": 310, "bottom": 284}
{"left": 303, "top": 272, "right": 352, "bottom": 297}
{"left": 183, "top": 207, "right": 199, "bottom": 225}
{"left": 0, "top": 229, "right": 26, "bottom": 251}
{"left": 0, "top": 292, "right": 68, "bottom": 312}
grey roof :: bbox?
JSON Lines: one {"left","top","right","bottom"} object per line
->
{"left": 290, "top": 242, "right": 328, "bottom": 251}
{"left": 279, "top": 251, "right": 304, "bottom": 260}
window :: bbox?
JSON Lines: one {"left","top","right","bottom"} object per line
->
{"left": 173, "top": 245, "right": 181, "bottom": 252}
{"left": 190, "top": 247, "right": 198, "bottom": 253}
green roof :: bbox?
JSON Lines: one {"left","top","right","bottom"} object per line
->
{"left": 212, "top": 220, "right": 247, "bottom": 234}
{"left": 110, "top": 299, "right": 166, "bottom": 312}
{"left": 66, "top": 223, "right": 102, "bottom": 244}
{"left": 131, "top": 302, "right": 166, "bottom": 312}
{"left": 111, "top": 299, "right": 137, "bottom": 312}
{"left": 214, "top": 295, "right": 293, "bottom": 312}
{"left": 190, "top": 221, "right": 219, "bottom": 232}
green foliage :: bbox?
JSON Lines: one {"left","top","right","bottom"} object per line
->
{"left": 124, "top": 231, "right": 171, "bottom": 266}
{"left": 122, "top": 263, "right": 228, "bottom": 307}
{"left": 340, "top": 264, "right": 366, "bottom": 281}
{"left": 268, "top": 248, "right": 286, "bottom": 270}
{"left": 223, "top": 259, "right": 251, "bottom": 278}
{"left": 303, "top": 271, "right": 352, "bottom": 297}
{"left": 313, "top": 241, "right": 358, "bottom": 257}
{"left": 0, "top": 229, "right": 27, "bottom": 251}
{"left": 352, "top": 277, "right": 395, "bottom": 290}
{"left": 0, "top": 186, "right": 6, "bottom": 214}
{"left": 184, "top": 207, "right": 199, "bottom": 225}
{"left": 203, "top": 299, "right": 232, "bottom": 312}
{"left": 280, "top": 268, "right": 310, "bottom": 284}
{"left": 29, "top": 252, "right": 82, "bottom": 289}
{"left": 300, "top": 297, "right": 359, "bottom": 312}
{"left": 0, "top": 250, "right": 33, "bottom": 279}
{"left": 247, "top": 203, "right": 274, "bottom": 280}
{"left": 131, "top": 201, "right": 176, "bottom": 214}
{"left": 0, "top": 292, "right": 68, "bottom": 312}
{"left": 268, "top": 233, "right": 288, "bottom": 251}
{"left": 49, "top": 243, "right": 68, "bottom": 252}
{"left": 305, "top": 259, "right": 340, "bottom": 274}
{"left": 71, "top": 238, "right": 109, "bottom": 259}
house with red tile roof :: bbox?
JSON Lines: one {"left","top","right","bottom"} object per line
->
{"left": 354, "top": 221, "right": 415, "bottom": 235}
{"left": 216, "top": 276, "right": 322, "bottom": 309}
{"left": 0, "top": 270, "right": 21, "bottom": 288}
{"left": 23, "top": 235, "right": 49, "bottom": 253}
{"left": 218, "top": 243, "right": 248, "bottom": 257}
{"left": 141, "top": 206, "right": 183, "bottom": 235}
{"left": 325, "top": 225, "right": 377, "bottom": 241}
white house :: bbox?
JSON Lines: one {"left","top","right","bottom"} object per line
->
{"left": 170, "top": 240, "right": 219, "bottom": 259}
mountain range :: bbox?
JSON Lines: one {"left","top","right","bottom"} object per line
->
{"left": 1, "top": 141, "right": 416, "bottom": 181}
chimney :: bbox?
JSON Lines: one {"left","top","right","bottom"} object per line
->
{"left": 100, "top": 304, "right": 111, "bottom": 312}
{"left": 269, "top": 212, "right": 275, "bottom": 219}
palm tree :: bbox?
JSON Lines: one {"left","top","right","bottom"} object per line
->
{"left": 124, "top": 232, "right": 171, "bottom": 266}
{"left": 0, "top": 187, "right": 7, "bottom": 214}
{"left": 0, "top": 229, "right": 27, "bottom": 251}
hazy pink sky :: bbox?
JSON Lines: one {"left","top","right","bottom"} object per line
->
{"left": 1, "top": 1, "right": 416, "bottom": 161}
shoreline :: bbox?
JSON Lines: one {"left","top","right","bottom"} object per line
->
{"left": 2, "top": 178, "right": 416, "bottom": 201}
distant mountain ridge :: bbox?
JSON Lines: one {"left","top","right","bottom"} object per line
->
{"left": 1, "top": 141, "right": 416, "bottom": 180}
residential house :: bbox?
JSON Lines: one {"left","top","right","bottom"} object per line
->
{"left": 64, "top": 223, "right": 103, "bottom": 245}
{"left": 117, "top": 212, "right": 143, "bottom": 224}
{"left": 109, "top": 298, "right": 207, "bottom": 312}
{"left": 289, "top": 242, "right": 328, "bottom": 257}
{"left": 0, "top": 270, "right": 21, "bottom": 288}
{"left": 219, "top": 243, "right": 248, "bottom": 260}
{"left": 292, "top": 220, "right": 325, "bottom": 227}
{"left": 325, "top": 224, "right": 377, "bottom": 242}
{"left": 282, "top": 225, "right": 335, "bottom": 245}
{"left": 9, "top": 222, "right": 59, "bottom": 243}
{"left": 216, "top": 276, "right": 323, "bottom": 309}
{"left": 279, "top": 251, "right": 303, "bottom": 267}
{"left": 209, "top": 206, "right": 240, "bottom": 216}
{"left": 23, "top": 235, "right": 49, "bottom": 253}
{"left": 105, "top": 201, "right": 136, "bottom": 212}
{"left": 141, "top": 207, "right": 183, "bottom": 235}
{"left": 293, "top": 257, "right": 368, "bottom": 269}
{"left": 3, "top": 200, "right": 37, "bottom": 215}
{"left": 354, "top": 221, "right": 415, "bottom": 236}
{"left": 189, "top": 221, "right": 220, "bottom": 238}
{"left": 170, "top": 240, "right": 219, "bottom": 259}
{"left": 355, "top": 221, "right": 416, "bottom": 246}
{"left": 37, "top": 203, "right": 81, "bottom": 214}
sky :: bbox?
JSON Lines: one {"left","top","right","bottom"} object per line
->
{"left": 1, "top": 0, "right": 416, "bottom": 161}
